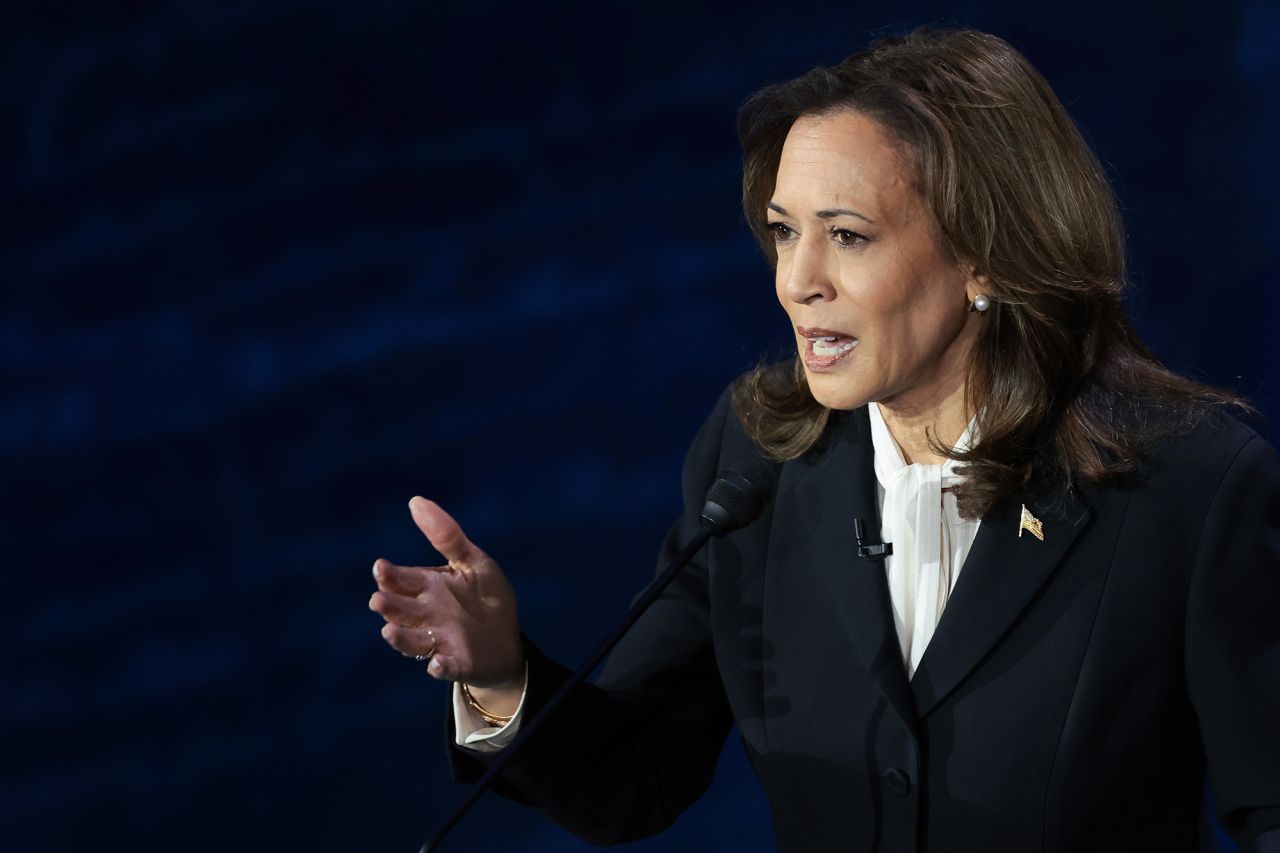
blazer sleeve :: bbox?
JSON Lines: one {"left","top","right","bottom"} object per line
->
{"left": 1185, "top": 430, "right": 1280, "bottom": 846}
{"left": 443, "top": 385, "right": 739, "bottom": 845}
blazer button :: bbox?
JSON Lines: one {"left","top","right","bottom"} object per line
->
{"left": 883, "top": 768, "right": 911, "bottom": 796}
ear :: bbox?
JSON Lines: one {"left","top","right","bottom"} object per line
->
{"left": 964, "top": 267, "right": 991, "bottom": 302}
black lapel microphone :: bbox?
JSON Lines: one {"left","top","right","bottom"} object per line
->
{"left": 421, "top": 460, "right": 778, "bottom": 852}
{"left": 854, "top": 517, "right": 893, "bottom": 560}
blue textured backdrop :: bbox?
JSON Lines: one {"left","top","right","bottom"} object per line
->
{"left": 5, "top": 2, "right": 1278, "bottom": 851}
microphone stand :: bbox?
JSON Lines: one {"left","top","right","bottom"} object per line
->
{"left": 421, "top": 525, "right": 715, "bottom": 852}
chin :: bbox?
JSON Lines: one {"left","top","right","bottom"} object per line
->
{"left": 804, "top": 369, "right": 873, "bottom": 411}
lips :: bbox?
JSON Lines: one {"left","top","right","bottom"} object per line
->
{"left": 797, "top": 326, "right": 858, "bottom": 371}
{"left": 797, "top": 326, "right": 855, "bottom": 340}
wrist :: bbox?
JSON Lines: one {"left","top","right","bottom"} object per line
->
{"left": 461, "top": 662, "right": 527, "bottom": 723}
{"left": 468, "top": 647, "right": 527, "bottom": 693}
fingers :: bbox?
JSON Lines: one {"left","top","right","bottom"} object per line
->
{"left": 370, "top": 554, "right": 463, "bottom": 680}
{"left": 381, "top": 622, "right": 441, "bottom": 659}
{"left": 426, "top": 654, "right": 456, "bottom": 681}
{"left": 380, "top": 622, "right": 456, "bottom": 681}
{"left": 409, "top": 497, "right": 480, "bottom": 568}
{"left": 371, "top": 558, "right": 436, "bottom": 597}
{"left": 368, "top": 587, "right": 429, "bottom": 627}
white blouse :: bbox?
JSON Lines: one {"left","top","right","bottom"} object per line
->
{"left": 867, "top": 402, "right": 981, "bottom": 679}
{"left": 456, "top": 403, "right": 984, "bottom": 751}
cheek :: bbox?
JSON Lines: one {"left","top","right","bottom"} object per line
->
{"left": 835, "top": 266, "right": 908, "bottom": 329}
{"left": 772, "top": 257, "right": 789, "bottom": 302}
{"left": 846, "top": 250, "right": 953, "bottom": 315}
{"left": 774, "top": 267, "right": 799, "bottom": 316}
{"left": 908, "top": 273, "right": 968, "bottom": 332}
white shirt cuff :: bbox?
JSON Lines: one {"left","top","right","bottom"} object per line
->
{"left": 451, "top": 664, "right": 528, "bottom": 754}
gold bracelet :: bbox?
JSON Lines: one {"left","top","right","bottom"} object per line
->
{"left": 460, "top": 683, "right": 514, "bottom": 727}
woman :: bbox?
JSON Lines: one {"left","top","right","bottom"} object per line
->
{"left": 369, "top": 28, "right": 1280, "bottom": 851}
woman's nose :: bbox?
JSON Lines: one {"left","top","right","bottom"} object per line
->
{"left": 781, "top": 239, "right": 837, "bottom": 304}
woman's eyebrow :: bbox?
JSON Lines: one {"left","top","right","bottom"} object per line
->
{"left": 768, "top": 201, "right": 875, "bottom": 225}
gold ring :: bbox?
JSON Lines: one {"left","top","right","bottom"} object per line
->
{"left": 413, "top": 628, "right": 437, "bottom": 662}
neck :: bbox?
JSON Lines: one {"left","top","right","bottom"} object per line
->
{"left": 876, "top": 374, "right": 972, "bottom": 466}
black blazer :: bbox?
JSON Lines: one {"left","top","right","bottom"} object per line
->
{"left": 447, "top": 386, "right": 1280, "bottom": 852}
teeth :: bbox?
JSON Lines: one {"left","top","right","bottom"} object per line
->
{"left": 813, "top": 338, "right": 858, "bottom": 357}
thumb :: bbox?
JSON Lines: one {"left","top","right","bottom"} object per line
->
{"left": 409, "top": 497, "right": 480, "bottom": 567}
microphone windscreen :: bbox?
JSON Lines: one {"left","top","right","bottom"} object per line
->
{"left": 700, "top": 459, "right": 778, "bottom": 535}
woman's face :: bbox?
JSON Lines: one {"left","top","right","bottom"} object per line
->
{"left": 768, "top": 110, "right": 981, "bottom": 413}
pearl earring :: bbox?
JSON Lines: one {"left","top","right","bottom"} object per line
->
{"left": 970, "top": 294, "right": 991, "bottom": 313}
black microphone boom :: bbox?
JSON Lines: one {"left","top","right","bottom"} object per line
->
{"left": 422, "top": 463, "right": 777, "bottom": 852}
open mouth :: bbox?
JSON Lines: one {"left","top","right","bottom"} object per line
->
{"left": 811, "top": 335, "right": 857, "bottom": 357}
{"left": 798, "top": 327, "right": 858, "bottom": 371}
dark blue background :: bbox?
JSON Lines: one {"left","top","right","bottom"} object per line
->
{"left": 5, "top": 1, "right": 1277, "bottom": 850}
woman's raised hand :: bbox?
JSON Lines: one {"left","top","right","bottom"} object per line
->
{"left": 370, "top": 497, "right": 525, "bottom": 692}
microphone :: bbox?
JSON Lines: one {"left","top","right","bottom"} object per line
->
{"left": 422, "top": 463, "right": 777, "bottom": 852}
{"left": 700, "top": 459, "right": 778, "bottom": 536}
{"left": 853, "top": 517, "right": 893, "bottom": 560}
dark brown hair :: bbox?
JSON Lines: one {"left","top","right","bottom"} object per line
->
{"left": 733, "top": 27, "right": 1248, "bottom": 518}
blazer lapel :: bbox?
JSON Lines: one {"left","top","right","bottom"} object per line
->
{"left": 909, "top": 481, "right": 1093, "bottom": 718}
{"left": 787, "top": 406, "right": 919, "bottom": 733}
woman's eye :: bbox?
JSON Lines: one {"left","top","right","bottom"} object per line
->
{"left": 766, "top": 222, "right": 794, "bottom": 241}
{"left": 830, "top": 227, "right": 866, "bottom": 247}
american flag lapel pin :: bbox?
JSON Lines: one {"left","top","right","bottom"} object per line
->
{"left": 1019, "top": 504, "right": 1045, "bottom": 541}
